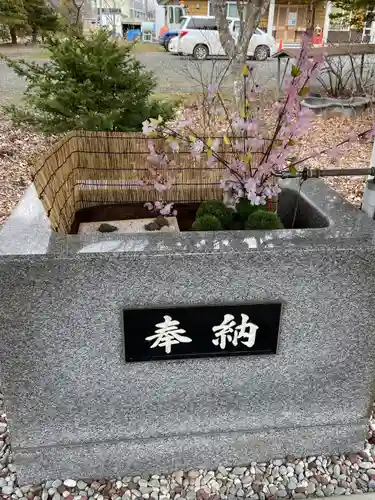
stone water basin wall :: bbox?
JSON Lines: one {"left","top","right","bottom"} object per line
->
{"left": 0, "top": 179, "right": 375, "bottom": 483}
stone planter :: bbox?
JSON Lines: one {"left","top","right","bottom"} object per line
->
{"left": 301, "top": 96, "right": 371, "bottom": 117}
{"left": 1, "top": 177, "right": 375, "bottom": 483}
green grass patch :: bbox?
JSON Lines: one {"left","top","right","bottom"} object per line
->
{"left": 120, "top": 41, "right": 164, "bottom": 53}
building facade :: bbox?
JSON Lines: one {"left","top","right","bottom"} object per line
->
{"left": 157, "top": 0, "right": 374, "bottom": 44}
{"left": 87, "top": 0, "right": 148, "bottom": 34}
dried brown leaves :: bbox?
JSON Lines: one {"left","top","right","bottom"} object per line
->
{"left": 298, "top": 109, "right": 373, "bottom": 206}
{"left": 0, "top": 118, "right": 55, "bottom": 226}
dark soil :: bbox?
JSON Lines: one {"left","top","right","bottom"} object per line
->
{"left": 70, "top": 203, "right": 199, "bottom": 234}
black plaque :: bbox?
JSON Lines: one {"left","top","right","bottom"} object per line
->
{"left": 124, "top": 302, "right": 282, "bottom": 362}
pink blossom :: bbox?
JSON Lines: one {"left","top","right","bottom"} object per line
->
{"left": 247, "top": 191, "right": 266, "bottom": 205}
{"left": 326, "top": 145, "right": 342, "bottom": 160}
{"left": 208, "top": 83, "right": 219, "bottom": 99}
{"left": 232, "top": 118, "right": 246, "bottom": 133}
{"left": 263, "top": 185, "right": 281, "bottom": 198}
{"left": 235, "top": 160, "right": 246, "bottom": 171}
{"left": 347, "top": 130, "right": 358, "bottom": 143}
{"left": 169, "top": 140, "right": 179, "bottom": 153}
{"left": 246, "top": 119, "right": 260, "bottom": 134}
{"left": 211, "top": 138, "right": 220, "bottom": 151}
{"left": 245, "top": 177, "right": 257, "bottom": 193}
{"left": 144, "top": 201, "right": 178, "bottom": 217}
{"left": 206, "top": 156, "right": 217, "bottom": 167}
{"left": 160, "top": 203, "right": 175, "bottom": 216}
{"left": 154, "top": 182, "right": 170, "bottom": 192}
{"left": 190, "top": 139, "right": 204, "bottom": 158}
{"left": 176, "top": 119, "right": 194, "bottom": 129}
{"left": 147, "top": 153, "right": 167, "bottom": 167}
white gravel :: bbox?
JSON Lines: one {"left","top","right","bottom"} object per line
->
{"left": 1, "top": 392, "right": 375, "bottom": 500}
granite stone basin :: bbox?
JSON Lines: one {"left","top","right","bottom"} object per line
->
{"left": 301, "top": 96, "right": 370, "bottom": 116}
{"left": 1, "top": 179, "right": 375, "bottom": 483}
{"left": 278, "top": 187, "right": 329, "bottom": 229}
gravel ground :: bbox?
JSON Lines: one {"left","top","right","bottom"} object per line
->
{"left": 1, "top": 392, "right": 375, "bottom": 499}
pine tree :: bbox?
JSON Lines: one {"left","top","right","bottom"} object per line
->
{"left": 2, "top": 29, "right": 177, "bottom": 133}
{"left": 0, "top": 0, "right": 26, "bottom": 44}
{"left": 24, "top": 0, "right": 59, "bottom": 43}
{"left": 330, "top": 0, "right": 375, "bottom": 28}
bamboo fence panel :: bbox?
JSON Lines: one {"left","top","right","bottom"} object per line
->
{"left": 31, "top": 131, "right": 235, "bottom": 234}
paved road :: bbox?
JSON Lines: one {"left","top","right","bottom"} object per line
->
{"left": 1, "top": 50, "right": 373, "bottom": 105}
{"left": 136, "top": 52, "right": 281, "bottom": 93}
{"left": 0, "top": 52, "right": 281, "bottom": 105}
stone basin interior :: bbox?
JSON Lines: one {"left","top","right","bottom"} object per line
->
{"left": 70, "top": 188, "right": 329, "bottom": 233}
{"left": 278, "top": 187, "right": 329, "bottom": 229}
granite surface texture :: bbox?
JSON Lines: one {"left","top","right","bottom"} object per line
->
{"left": 1, "top": 179, "right": 375, "bottom": 257}
{"left": 15, "top": 421, "right": 367, "bottom": 483}
{"left": 0, "top": 180, "right": 375, "bottom": 483}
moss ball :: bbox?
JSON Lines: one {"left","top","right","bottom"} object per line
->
{"left": 192, "top": 215, "right": 223, "bottom": 231}
{"left": 245, "top": 210, "right": 284, "bottom": 230}
{"left": 196, "top": 200, "right": 233, "bottom": 229}
{"left": 235, "top": 198, "right": 267, "bottom": 222}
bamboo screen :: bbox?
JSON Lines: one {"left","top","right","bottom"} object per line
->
{"left": 31, "top": 131, "right": 232, "bottom": 234}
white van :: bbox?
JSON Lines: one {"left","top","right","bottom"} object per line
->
{"left": 178, "top": 16, "right": 277, "bottom": 61}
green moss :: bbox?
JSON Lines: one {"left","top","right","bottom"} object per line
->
{"left": 192, "top": 215, "right": 223, "bottom": 231}
{"left": 196, "top": 200, "right": 233, "bottom": 229}
{"left": 245, "top": 210, "right": 284, "bottom": 230}
{"left": 235, "top": 198, "right": 267, "bottom": 223}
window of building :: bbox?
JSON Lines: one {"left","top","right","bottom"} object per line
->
{"left": 227, "top": 3, "right": 238, "bottom": 18}
{"left": 208, "top": 1, "right": 238, "bottom": 17}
